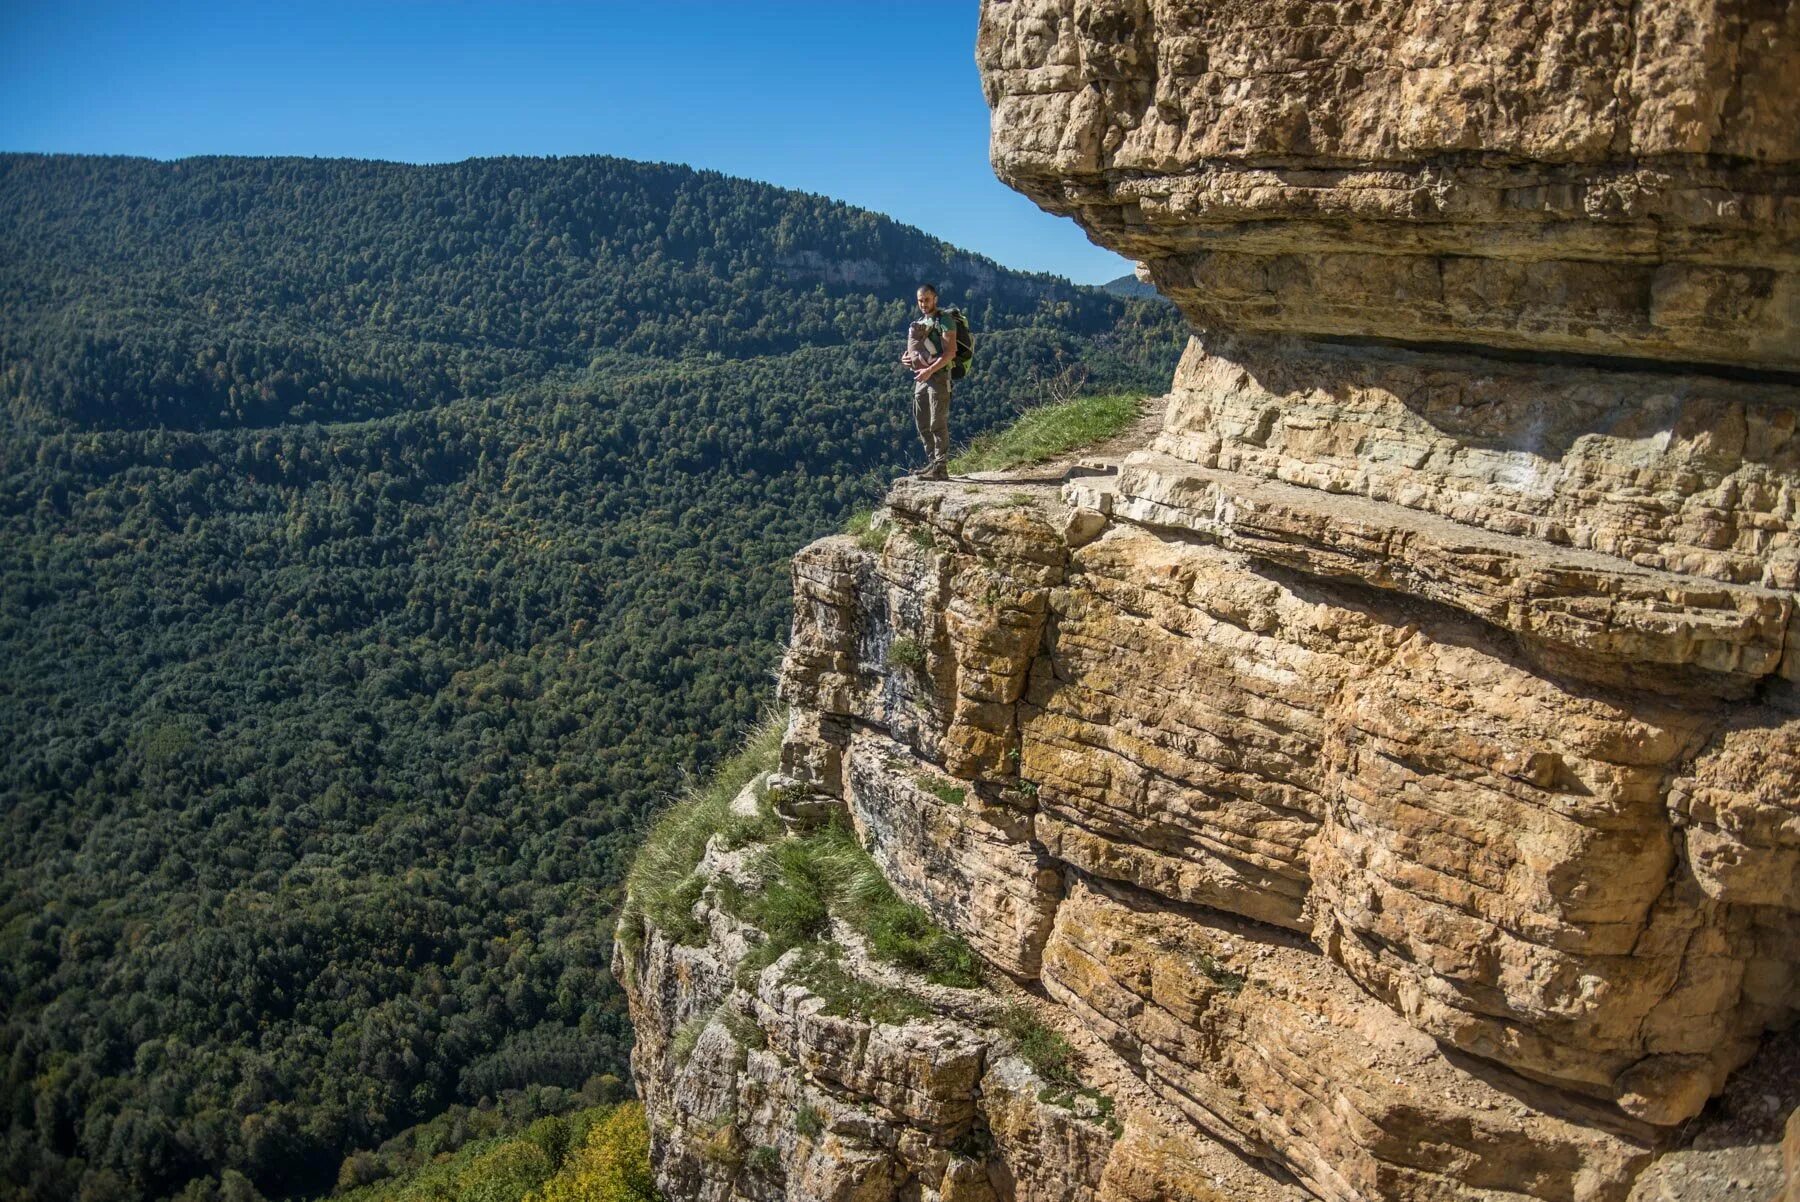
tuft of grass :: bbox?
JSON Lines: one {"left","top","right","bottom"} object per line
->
{"left": 717, "top": 790, "right": 783, "bottom": 852}
{"left": 746, "top": 1145, "right": 782, "bottom": 1176}
{"left": 864, "top": 901, "right": 983, "bottom": 987}
{"left": 693, "top": 1117, "right": 743, "bottom": 1171}
{"left": 845, "top": 508, "right": 887, "bottom": 553}
{"left": 907, "top": 525, "right": 936, "bottom": 551}
{"left": 670, "top": 1012, "right": 710, "bottom": 1068}
{"left": 887, "top": 636, "right": 926, "bottom": 673}
{"left": 794, "top": 1103, "right": 825, "bottom": 1139}
{"left": 1038, "top": 1085, "right": 1122, "bottom": 1138}
{"left": 732, "top": 938, "right": 789, "bottom": 992}
{"left": 787, "top": 945, "right": 930, "bottom": 1025}
{"left": 750, "top": 836, "right": 840, "bottom": 947}
{"left": 1190, "top": 951, "right": 1247, "bottom": 993}
{"left": 921, "top": 777, "right": 966, "bottom": 807}
{"left": 620, "top": 709, "right": 786, "bottom": 950}
{"left": 657, "top": 875, "right": 708, "bottom": 947}
{"left": 951, "top": 392, "right": 1144, "bottom": 474}
{"left": 716, "top": 1004, "right": 767, "bottom": 1053}
{"left": 733, "top": 819, "right": 983, "bottom": 993}
{"left": 997, "top": 1003, "right": 1080, "bottom": 1086}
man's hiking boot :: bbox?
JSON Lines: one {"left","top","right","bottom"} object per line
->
{"left": 920, "top": 461, "right": 949, "bottom": 481}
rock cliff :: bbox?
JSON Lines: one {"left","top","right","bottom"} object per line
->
{"left": 618, "top": 2, "right": 1799, "bottom": 1198}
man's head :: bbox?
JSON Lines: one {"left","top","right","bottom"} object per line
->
{"left": 916, "top": 285, "right": 939, "bottom": 315}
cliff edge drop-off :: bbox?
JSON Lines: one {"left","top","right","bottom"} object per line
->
{"left": 619, "top": 3, "right": 1800, "bottom": 1198}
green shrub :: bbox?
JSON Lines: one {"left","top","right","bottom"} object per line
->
{"left": 333, "top": 1104, "right": 647, "bottom": 1202}
{"left": 523, "top": 1114, "right": 574, "bottom": 1173}
{"left": 952, "top": 392, "right": 1145, "bottom": 474}
{"left": 746, "top": 1145, "right": 782, "bottom": 1176}
{"left": 794, "top": 1103, "right": 825, "bottom": 1139}
{"left": 887, "top": 637, "right": 926, "bottom": 672}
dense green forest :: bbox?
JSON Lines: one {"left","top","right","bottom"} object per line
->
{"left": 0, "top": 153, "right": 1185, "bottom": 1201}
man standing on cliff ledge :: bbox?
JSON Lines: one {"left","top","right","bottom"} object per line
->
{"left": 903, "top": 284, "right": 956, "bottom": 481}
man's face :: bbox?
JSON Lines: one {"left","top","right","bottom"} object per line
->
{"left": 916, "top": 289, "right": 937, "bottom": 315}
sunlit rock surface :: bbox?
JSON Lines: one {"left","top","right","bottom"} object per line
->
{"left": 977, "top": 0, "right": 1800, "bottom": 370}
{"left": 623, "top": 1, "right": 1798, "bottom": 1197}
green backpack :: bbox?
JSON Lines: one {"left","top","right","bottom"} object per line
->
{"left": 945, "top": 308, "right": 975, "bottom": 380}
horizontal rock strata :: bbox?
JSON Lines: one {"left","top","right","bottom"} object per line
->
{"left": 842, "top": 735, "right": 1062, "bottom": 980}
{"left": 977, "top": 0, "right": 1800, "bottom": 369}
{"left": 617, "top": 828, "right": 1303, "bottom": 1202}
{"left": 1152, "top": 334, "right": 1800, "bottom": 593}
{"left": 1043, "top": 872, "right": 1653, "bottom": 1202}
{"left": 629, "top": 450, "right": 1796, "bottom": 1198}
{"left": 748, "top": 463, "right": 1796, "bottom": 1194}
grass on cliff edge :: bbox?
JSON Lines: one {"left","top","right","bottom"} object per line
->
{"left": 619, "top": 703, "right": 982, "bottom": 1015}
{"left": 951, "top": 391, "right": 1144, "bottom": 474}
{"left": 620, "top": 709, "right": 786, "bottom": 953}
{"left": 718, "top": 818, "right": 983, "bottom": 990}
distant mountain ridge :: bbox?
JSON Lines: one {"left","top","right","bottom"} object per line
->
{"left": 1100, "top": 272, "right": 1165, "bottom": 300}
{"left": 0, "top": 152, "right": 1111, "bottom": 433}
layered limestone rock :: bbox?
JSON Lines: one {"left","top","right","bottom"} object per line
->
{"left": 615, "top": 778, "right": 1305, "bottom": 1202}
{"left": 968, "top": 3, "right": 1797, "bottom": 1166}
{"left": 624, "top": 2, "right": 1798, "bottom": 1197}
{"left": 626, "top": 454, "right": 1795, "bottom": 1197}
{"left": 977, "top": 0, "right": 1800, "bottom": 371}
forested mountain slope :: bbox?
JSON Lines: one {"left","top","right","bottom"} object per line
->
{"left": 0, "top": 153, "right": 1184, "bottom": 1201}
{"left": 0, "top": 153, "right": 1115, "bottom": 432}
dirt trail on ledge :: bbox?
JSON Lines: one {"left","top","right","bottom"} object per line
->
{"left": 957, "top": 392, "right": 1168, "bottom": 486}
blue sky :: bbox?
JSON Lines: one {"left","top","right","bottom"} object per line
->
{"left": 0, "top": 1, "right": 1134, "bottom": 285}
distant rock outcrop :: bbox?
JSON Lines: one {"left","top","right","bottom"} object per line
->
{"left": 620, "top": 2, "right": 1799, "bottom": 1198}
{"left": 1098, "top": 272, "right": 1163, "bottom": 300}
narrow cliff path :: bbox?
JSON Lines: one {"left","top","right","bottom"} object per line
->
{"left": 957, "top": 391, "right": 1168, "bottom": 485}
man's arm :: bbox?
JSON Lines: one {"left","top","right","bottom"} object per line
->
{"left": 914, "top": 322, "right": 956, "bottom": 381}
